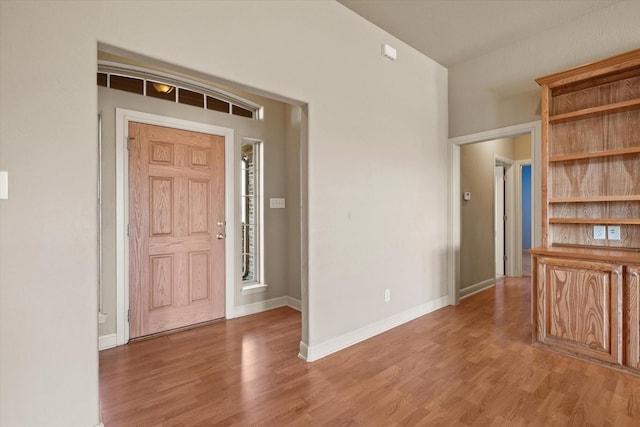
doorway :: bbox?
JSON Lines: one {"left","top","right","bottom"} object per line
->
{"left": 115, "top": 110, "right": 235, "bottom": 345}
{"left": 449, "top": 121, "right": 541, "bottom": 304}
{"left": 96, "top": 47, "right": 308, "bottom": 355}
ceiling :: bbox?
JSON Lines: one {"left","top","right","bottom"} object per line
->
{"left": 337, "top": 0, "right": 624, "bottom": 68}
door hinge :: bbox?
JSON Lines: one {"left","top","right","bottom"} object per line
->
{"left": 127, "top": 223, "right": 130, "bottom": 236}
{"left": 127, "top": 309, "right": 131, "bottom": 322}
{"left": 503, "top": 255, "right": 508, "bottom": 261}
{"left": 503, "top": 215, "right": 507, "bottom": 222}
{"left": 126, "top": 137, "right": 134, "bottom": 150}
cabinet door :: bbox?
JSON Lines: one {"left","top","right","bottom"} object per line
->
{"left": 536, "top": 257, "right": 623, "bottom": 365}
{"left": 626, "top": 265, "right": 640, "bottom": 370}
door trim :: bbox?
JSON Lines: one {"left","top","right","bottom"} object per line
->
{"left": 514, "top": 159, "right": 532, "bottom": 277}
{"left": 115, "top": 108, "right": 235, "bottom": 345}
{"left": 448, "top": 120, "right": 541, "bottom": 305}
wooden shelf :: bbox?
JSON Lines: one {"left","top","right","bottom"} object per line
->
{"left": 549, "top": 218, "right": 640, "bottom": 225}
{"left": 549, "top": 195, "right": 640, "bottom": 203}
{"left": 549, "top": 146, "right": 640, "bottom": 162}
{"left": 549, "top": 98, "right": 640, "bottom": 124}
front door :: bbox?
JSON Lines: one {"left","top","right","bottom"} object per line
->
{"left": 129, "top": 122, "right": 225, "bottom": 339}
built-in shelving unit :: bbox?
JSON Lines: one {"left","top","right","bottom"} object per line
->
{"left": 538, "top": 50, "right": 640, "bottom": 249}
{"left": 530, "top": 49, "right": 640, "bottom": 375}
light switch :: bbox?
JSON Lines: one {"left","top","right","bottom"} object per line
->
{"left": 270, "top": 198, "right": 285, "bottom": 209}
{"left": 0, "top": 171, "right": 7, "bottom": 200}
{"left": 608, "top": 225, "right": 621, "bottom": 241}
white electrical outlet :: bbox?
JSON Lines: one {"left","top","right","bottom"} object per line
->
{"left": 593, "top": 225, "right": 606, "bottom": 240}
{"left": 384, "top": 289, "right": 391, "bottom": 302}
{"left": 608, "top": 225, "right": 621, "bottom": 241}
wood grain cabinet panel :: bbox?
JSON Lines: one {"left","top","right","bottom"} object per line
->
{"left": 626, "top": 265, "right": 640, "bottom": 370}
{"left": 535, "top": 257, "right": 623, "bottom": 365}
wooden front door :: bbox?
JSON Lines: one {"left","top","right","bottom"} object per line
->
{"left": 129, "top": 122, "right": 225, "bottom": 339}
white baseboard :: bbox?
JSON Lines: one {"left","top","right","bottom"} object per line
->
{"left": 234, "top": 296, "right": 302, "bottom": 318}
{"left": 298, "top": 341, "right": 309, "bottom": 360}
{"left": 301, "top": 295, "right": 450, "bottom": 362}
{"left": 460, "top": 277, "right": 496, "bottom": 299}
{"left": 286, "top": 296, "right": 302, "bottom": 311}
{"left": 98, "top": 333, "right": 117, "bottom": 351}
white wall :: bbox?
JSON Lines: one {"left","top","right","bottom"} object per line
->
{"left": 448, "top": 0, "right": 640, "bottom": 137}
{"left": 0, "top": 1, "right": 448, "bottom": 425}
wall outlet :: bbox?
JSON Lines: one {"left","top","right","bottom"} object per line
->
{"left": 593, "top": 225, "right": 606, "bottom": 240}
{"left": 384, "top": 289, "right": 391, "bottom": 302}
{"left": 608, "top": 225, "right": 621, "bottom": 241}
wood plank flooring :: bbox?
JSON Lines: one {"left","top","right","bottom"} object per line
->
{"left": 99, "top": 277, "right": 640, "bottom": 426}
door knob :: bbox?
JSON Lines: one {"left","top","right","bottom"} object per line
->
{"left": 216, "top": 233, "right": 226, "bottom": 240}
{"left": 632, "top": 271, "right": 639, "bottom": 278}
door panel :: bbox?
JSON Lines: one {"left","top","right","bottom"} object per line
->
{"left": 129, "top": 122, "right": 225, "bottom": 339}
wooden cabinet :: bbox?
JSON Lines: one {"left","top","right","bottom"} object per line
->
{"left": 532, "top": 249, "right": 640, "bottom": 371}
{"left": 533, "top": 255, "right": 623, "bottom": 365}
{"left": 626, "top": 264, "right": 640, "bottom": 371}
{"left": 532, "top": 49, "right": 640, "bottom": 374}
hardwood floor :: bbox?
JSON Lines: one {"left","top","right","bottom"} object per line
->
{"left": 99, "top": 277, "right": 640, "bottom": 426}
{"left": 522, "top": 250, "right": 531, "bottom": 276}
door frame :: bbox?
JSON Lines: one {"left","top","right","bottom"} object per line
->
{"left": 515, "top": 159, "right": 533, "bottom": 275}
{"left": 115, "top": 108, "right": 235, "bottom": 345}
{"left": 448, "top": 120, "right": 541, "bottom": 305}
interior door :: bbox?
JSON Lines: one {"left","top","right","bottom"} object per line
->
{"left": 495, "top": 165, "right": 505, "bottom": 276}
{"left": 129, "top": 122, "right": 225, "bottom": 339}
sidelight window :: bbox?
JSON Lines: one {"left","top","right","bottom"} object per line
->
{"left": 241, "top": 139, "right": 263, "bottom": 287}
